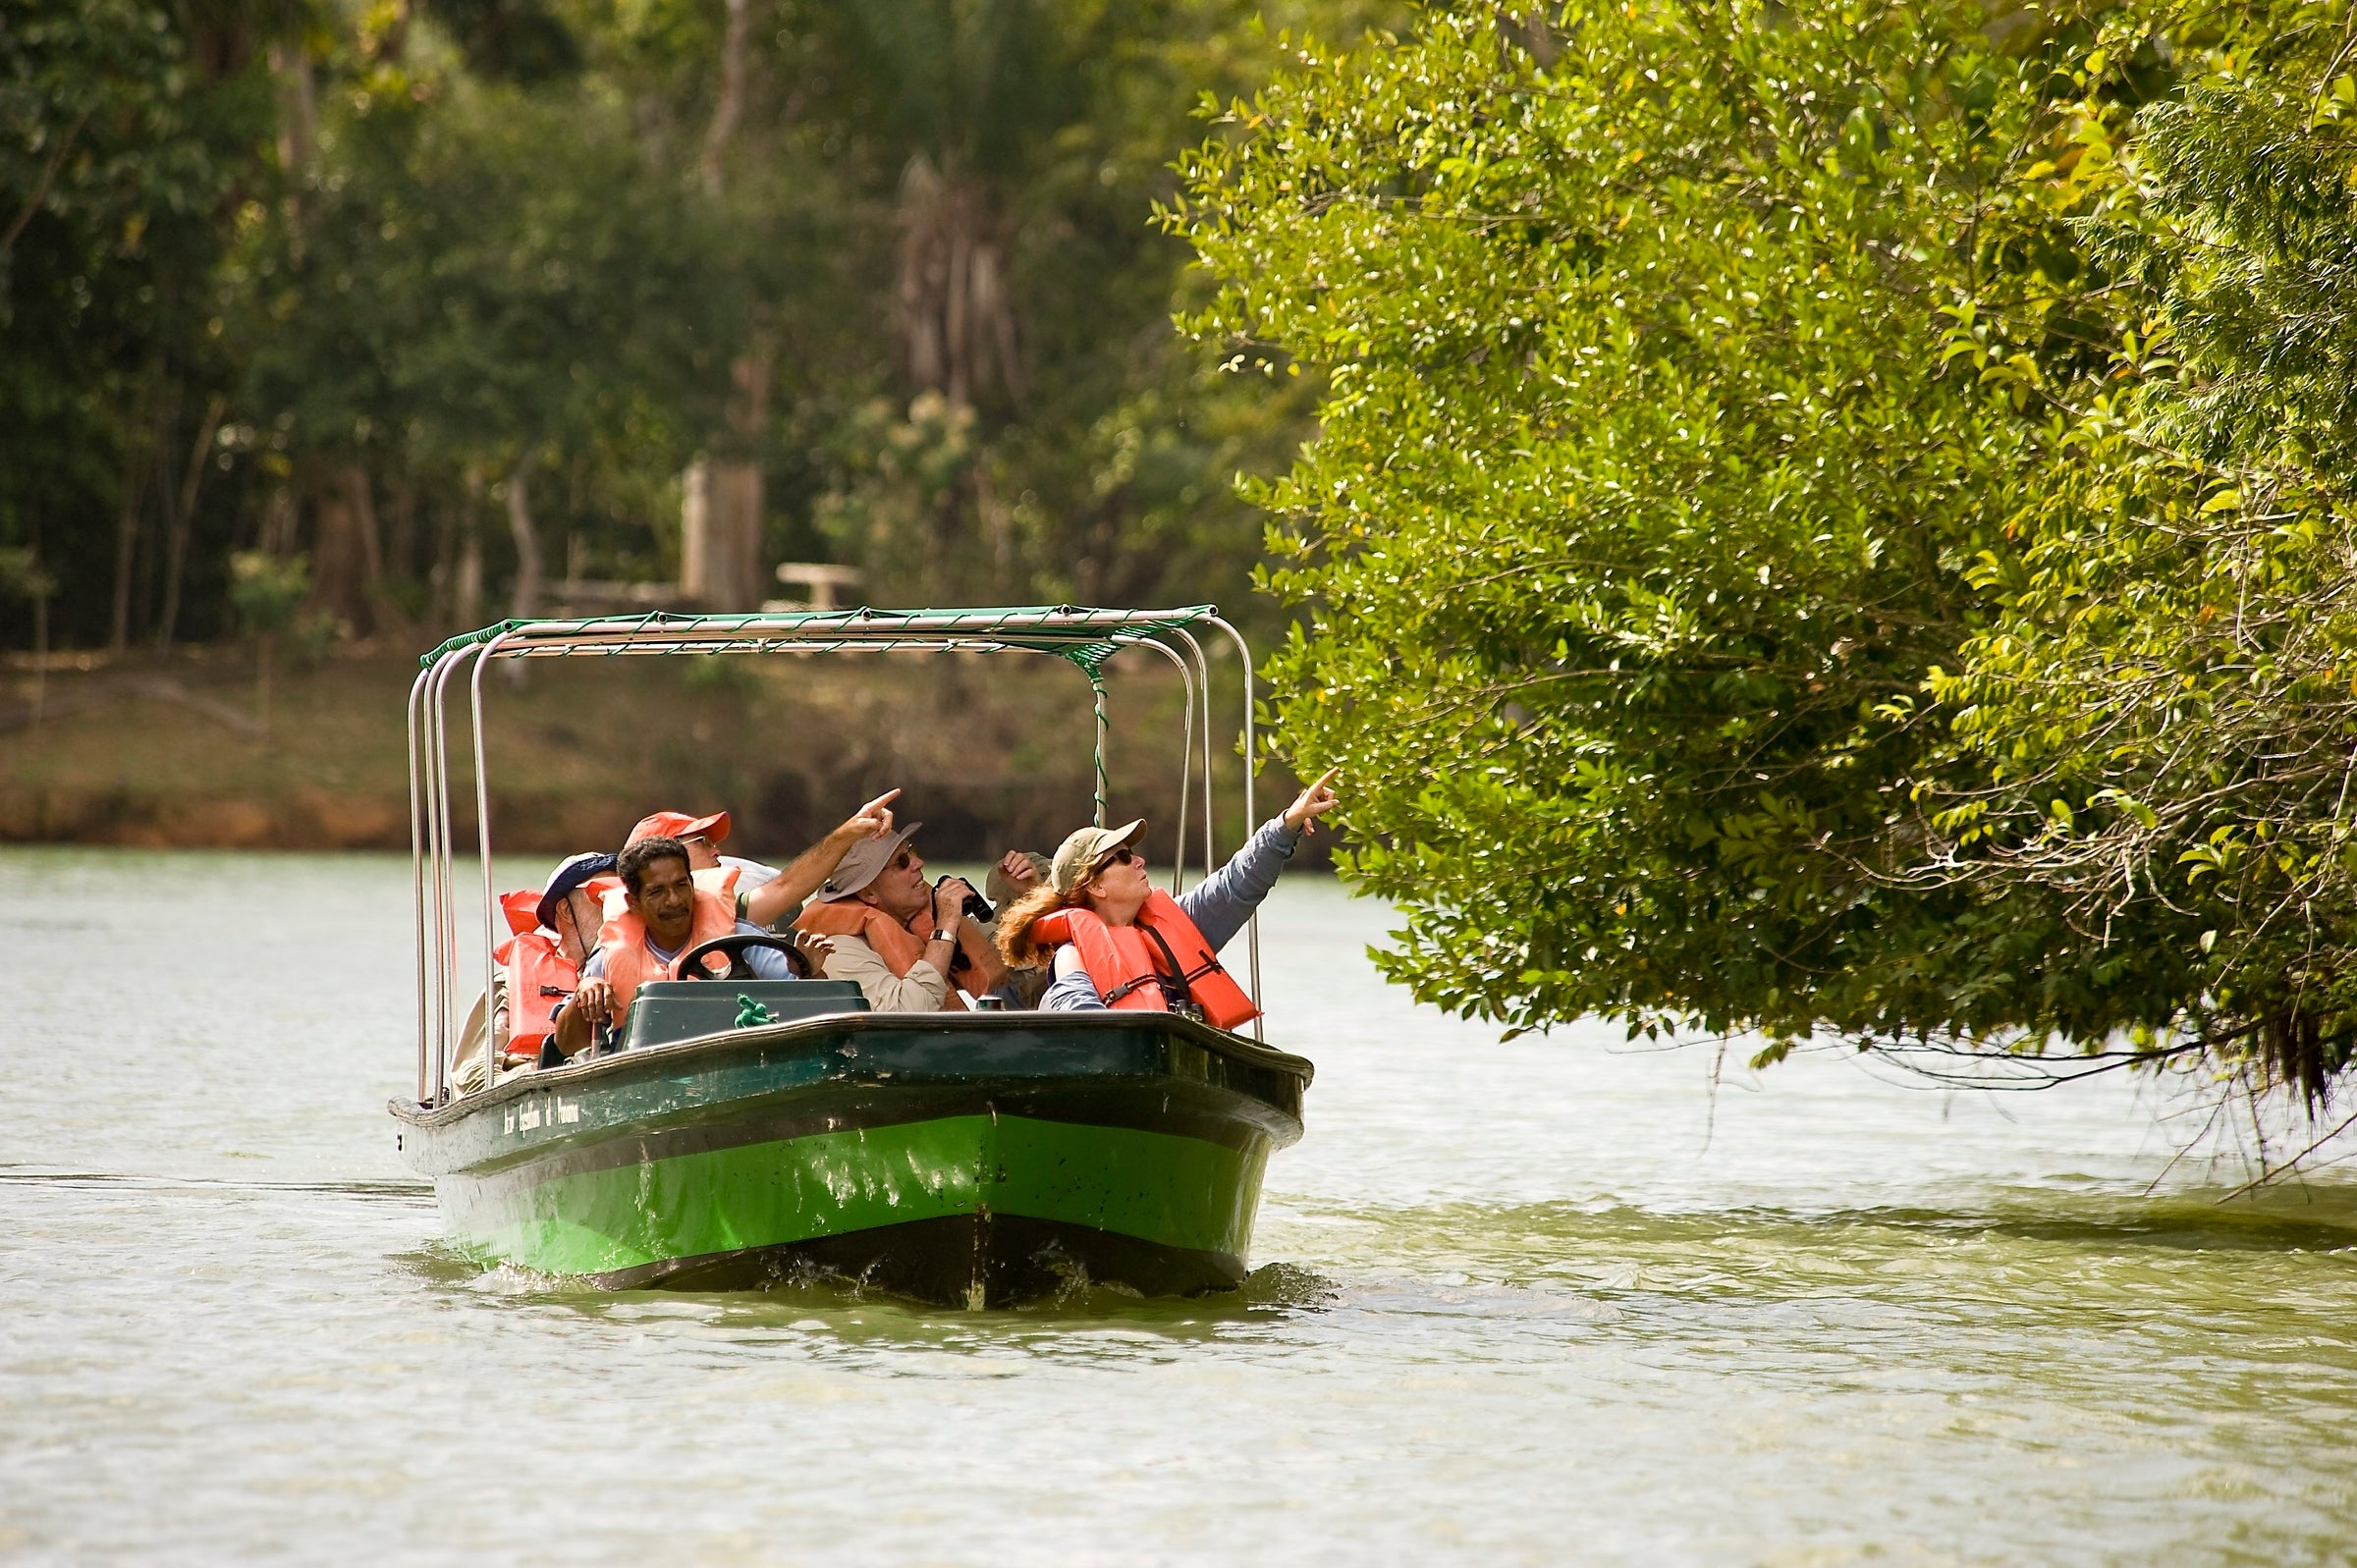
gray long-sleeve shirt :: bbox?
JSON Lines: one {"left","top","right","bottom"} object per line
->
{"left": 1039, "top": 815, "right": 1301, "bottom": 1011}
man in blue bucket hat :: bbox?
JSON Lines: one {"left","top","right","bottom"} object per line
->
{"left": 451, "top": 849, "right": 617, "bottom": 1094}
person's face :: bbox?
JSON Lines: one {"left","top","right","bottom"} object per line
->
{"left": 628, "top": 854, "right": 697, "bottom": 946}
{"left": 553, "top": 888, "right": 601, "bottom": 966}
{"left": 1081, "top": 842, "right": 1149, "bottom": 907}
{"left": 859, "top": 842, "right": 930, "bottom": 923}
{"left": 681, "top": 834, "right": 721, "bottom": 872}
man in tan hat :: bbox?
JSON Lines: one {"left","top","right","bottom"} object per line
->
{"left": 792, "top": 818, "right": 1006, "bottom": 1010}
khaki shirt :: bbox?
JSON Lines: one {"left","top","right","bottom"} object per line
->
{"left": 820, "top": 933, "right": 950, "bottom": 1011}
{"left": 449, "top": 977, "right": 535, "bottom": 1095}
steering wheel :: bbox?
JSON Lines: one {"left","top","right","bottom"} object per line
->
{"left": 671, "top": 932, "right": 816, "bottom": 983}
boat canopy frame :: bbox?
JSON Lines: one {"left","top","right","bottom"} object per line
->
{"left": 407, "top": 604, "right": 1264, "bottom": 1106}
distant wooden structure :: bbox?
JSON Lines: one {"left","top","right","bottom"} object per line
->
{"left": 680, "top": 456, "right": 765, "bottom": 612}
{"left": 766, "top": 562, "right": 862, "bottom": 612}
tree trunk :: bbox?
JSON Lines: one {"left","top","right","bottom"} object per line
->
{"left": 383, "top": 472, "right": 417, "bottom": 601}
{"left": 895, "top": 157, "right": 1022, "bottom": 406}
{"left": 255, "top": 631, "right": 275, "bottom": 734}
{"left": 270, "top": 41, "right": 315, "bottom": 174}
{"left": 505, "top": 457, "right": 541, "bottom": 619}
{"left": 457, "top": 517, "right": 483, "bottom": 629}
{"left": 155, "top": 393, "right": 226, "bottom": 649}
{"left": 30, "top": 584, "right": 46, "bottom": 724}
{"left": 428, "top": 496, "right": 456, "bottom": 629}
{"left": 700, "top": 0, "right": 754, "bottom": 196}
{"left": 680, "top": 456, "right": 764, "bottom": 612}
{"left": 308, "top": 462, "right": 381, "bottom": 634}
{"left": 107, "top": 384, "right": 156, "bottom": 655}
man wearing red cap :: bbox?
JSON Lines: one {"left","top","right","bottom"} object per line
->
{"left": 624, "top": 790, "right": 901, "bottom": 929}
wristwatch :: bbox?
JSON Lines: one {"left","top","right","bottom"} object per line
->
{"left": 930, "top": 928, "right": 956, "bottom": 945}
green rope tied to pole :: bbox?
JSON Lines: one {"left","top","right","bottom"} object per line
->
{"left": 1089, "top": 671, "right": 1109, "bottom": 827}
{"left": 734, "top": 994, "right": 775, "bottom": 1028}
{"left": 1056, "top": 639, "right": 1119, "bottom": 829}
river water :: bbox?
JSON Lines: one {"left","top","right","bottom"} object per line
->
{"left": 4, "top": 846, "right": 2355, "bottom": 1564}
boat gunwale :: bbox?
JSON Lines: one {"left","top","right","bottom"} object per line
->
{"left": 384, "top": 1008, "right": 1313, "bottom": 1131}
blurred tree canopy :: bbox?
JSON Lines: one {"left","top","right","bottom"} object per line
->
{"left": 0, "top": 0, "right": 1395, "bottom": 655}
{"left": 1175, "top": 1, "right": 2357, "bottom": 1103}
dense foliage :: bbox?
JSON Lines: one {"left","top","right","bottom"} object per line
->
{"left": 1177, "top": 1, "right": 2357, "bottom": 1100}
{"left": 1, "top": 0, "right": 1393, "bottom": 654}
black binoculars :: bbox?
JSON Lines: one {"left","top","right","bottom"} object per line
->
{"left": 936, "top": 874, "right": 994, "bottom": 924}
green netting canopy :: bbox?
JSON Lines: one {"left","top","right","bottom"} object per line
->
{"left": 418, "top": 604, "right": 1224, "bottom": 677}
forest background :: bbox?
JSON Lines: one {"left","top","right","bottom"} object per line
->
{"left": 0, "top": 0, "right": 1390, "bottom": 862}
{"left": 3, "top": 0, "right": 1406, "bottom": 647}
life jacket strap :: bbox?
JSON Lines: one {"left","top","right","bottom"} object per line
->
{"left": 1136, "top": 925, "right": 1199, "bottom": 1010}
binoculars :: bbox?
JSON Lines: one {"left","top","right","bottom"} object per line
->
{"left": 937, "top": 874, "right": 994, "bottom": 925}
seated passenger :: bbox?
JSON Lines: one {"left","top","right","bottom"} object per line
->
{"left": 451, "top": 850, "right": 615, "bottom": 1093}
{"left": 983, "top": 850, "right": 1053, "bottom": 1009}
{"left": 552, "top": 836, "right": 829, "bottom": 1057}
{"left": 627, "top": 790, "right": 902, "bottom": 929}
{"left": 998, "top": 770, "right": 1339, "bottom": 1021}
{"left": 794, "top": 818, "right": 1007, "bottom": 1010}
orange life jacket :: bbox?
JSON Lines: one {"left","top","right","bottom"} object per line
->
{"left": 794, "top": 900, "right": 995, "bottom": 1011}
{"left": 498, "top": 888, "right": 541, "bottom": 938}
{"left": 497, "top": 929, "right": 580, "bottom": 1057}
{"left": 594, "top": 888, "right": 740, "bottom": 1025}
{"left": 598, "top": 865, "right": 738, "bottom": 924}
{"left": 1032, "top": 890, "right": 1259, "bottom": 1031}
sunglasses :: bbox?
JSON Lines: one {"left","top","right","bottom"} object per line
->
{"left": 891, "top": 846, "right": 922, "bottom": 872}
{"left": 1090, "top": 845, "right": 1138, "bottom": 876}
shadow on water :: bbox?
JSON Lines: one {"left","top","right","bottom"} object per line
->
{"left": 0, "top": 1165, "right": 434, "bottom": 1203}
{"left": 1293, "top": 1183, "right": 2357, "bottom": 1258}
{"left": 388, "top": 1239, "right": 1342, "bottom": 1356}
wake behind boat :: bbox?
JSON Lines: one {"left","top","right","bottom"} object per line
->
{"left": 394, "top": 605, "right": 1313, "bottom": 1306}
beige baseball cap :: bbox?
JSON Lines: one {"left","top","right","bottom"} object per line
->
{"left": 1049, "top": 819, "right": 1145, "bottom": 895}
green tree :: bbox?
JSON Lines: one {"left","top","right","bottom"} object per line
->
{"left": 1922, "top": 7, "right": 2357, "bottom": 1103}
{"left": 1, "top": 0, "right": 275, "bottom": 649}
{"left": 1178, "top": 2, "right": 2123, "bottom": 1049}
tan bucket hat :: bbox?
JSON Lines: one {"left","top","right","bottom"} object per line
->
{"left": 821, "top": 821, "right": 923, "bottom": 901}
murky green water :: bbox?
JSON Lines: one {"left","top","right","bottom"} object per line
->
{"left": 4, "top": 846, "right": 2355, "bottom": 1563}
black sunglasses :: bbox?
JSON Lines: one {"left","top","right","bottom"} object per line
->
{"left": 1090, "top": 845, "right": 1138, "bottom": 875}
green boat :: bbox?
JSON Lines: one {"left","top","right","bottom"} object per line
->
{"left": 393, "top": 605, "right": 1311, "bottom": 1306}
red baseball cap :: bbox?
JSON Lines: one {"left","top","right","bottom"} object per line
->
{"left": 627, "top": 809, "right": 731, "bottom": 848}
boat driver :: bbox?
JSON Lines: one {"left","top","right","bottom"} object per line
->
{"left": 997, "top": 769, "right": 1340, "bottom": 1018}
{"left": 552, "top": 836, "right": 829, "bottom": 1058}
{"left": 628, "top": 788, "right": 904, "bottom": 929}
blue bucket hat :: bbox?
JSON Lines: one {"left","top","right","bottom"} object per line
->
{"left": 535, "top": 850, "right": 617, "bottom": 930}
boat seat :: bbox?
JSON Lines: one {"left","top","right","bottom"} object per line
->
{"left": 621, "top": 979, "right": 870, "bottom": 1051}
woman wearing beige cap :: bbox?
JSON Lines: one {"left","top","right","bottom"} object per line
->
{"left": 998, "top": 770, "right": 1339, "bottom": 1017}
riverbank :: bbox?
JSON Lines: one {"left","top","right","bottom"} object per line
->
{"left": 0, "top": 639, "right": 1296, "bottom": 863}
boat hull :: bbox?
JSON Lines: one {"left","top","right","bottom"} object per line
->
{"left": 391, "top": 1013, "right": 1309, "bottom": 1307}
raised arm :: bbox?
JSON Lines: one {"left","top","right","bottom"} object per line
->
{"left": 1175, "top": 770, "right": 1341, "bottom": 950}
{"left": 744, "top": 788, "right": 901, "bottom": 928}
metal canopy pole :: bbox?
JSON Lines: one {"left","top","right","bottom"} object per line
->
{"left": 1205, "top": 617, "right": 1262, "bottom": 1041}
{"left": 1108, "top": 632, "right": 1201, "bottom": 894}
{"left": 1169, "top": 628, "right": 1219, "bottom": 892}
{"left": 468, "top": 628, "right": 523, "bottom": 1095}
{"left": 405, "top": 664, "right": 434, "bottom": 1105}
